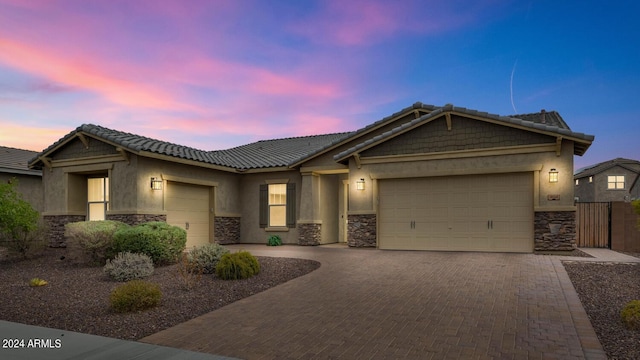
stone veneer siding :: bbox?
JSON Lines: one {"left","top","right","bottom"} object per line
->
{"left": 44, "top": 215, "right": 86, "bottom": 247}
{"left": 534, "top": 211, "right": 576, "bottom": 251}
{"left": 106, "top": 214, "right": 166, "bottom": 226}
{"left": 348, "top": 214, "right": 377, "bottom": 247}
{"left": 298, "top": 223, "right": 321, "bottom": 246}
{"left": 214, "top": 216, "right": 240, "bottom": 244}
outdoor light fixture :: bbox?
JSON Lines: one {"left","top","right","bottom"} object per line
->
{"left": 150, "top": 177, "right": 163, "bottom": 190}
{"left": 356, "top": 178, "right": 365, "bottom": 191}
{"left": 548, "top": 168, "right": 558, "bottom": 183}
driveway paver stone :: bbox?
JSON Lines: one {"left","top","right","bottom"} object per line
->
{"left": 141, "top": 245, "right": 608, "bottom": 359}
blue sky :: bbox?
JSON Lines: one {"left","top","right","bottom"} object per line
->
{"left": 0, "top": 0, "right": 638, "bottom": 170}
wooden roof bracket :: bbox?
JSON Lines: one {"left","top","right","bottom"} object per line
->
{"left": 445, "top": 112, "right": 452, "bottom": 131}
{"left": 354, "top": 153, "right": 362, "bottom": 169}
{"left": 77, "top": 133, "right": 89, "bottom": 149}
{"left": 555, "top": 136, "right": 562, "bottom": 156}
{"left": 116, "top": 147, "right": 130, "bottom": 164}
{"left": 39, "top": 156, "right": 52, "bottom": 172}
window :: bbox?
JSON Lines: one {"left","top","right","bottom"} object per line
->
{"left": 268, "top": 184, "right": 286, "bottom": 227}
{"left": 575, "top": 179, "right": 579, "bottom": 186}
{"left": 589, "top": 176, "right": 593, "bottom": 183}
{"left": 259, "top": 183, "right": 295, "bottom": 228}
{"left": 607, "top": 175, "right": 625, "bottom": 190}
{"left": 87, "top": 177, "right": 109, "bottom": 220}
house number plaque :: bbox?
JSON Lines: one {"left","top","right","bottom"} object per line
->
{"left": 547, "top": 194, "right": 560, "bottom": 201}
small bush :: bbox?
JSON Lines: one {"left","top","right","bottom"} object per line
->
{"left": 65, "top": 220, "right": 129, "bottom": 266}
{"left": 186, "top": 243, "right": 230, "bottom": 274}
{"left": 175, "top": 253, "right": 203, "bottom": 290}
{"left": 621, "top": 300, "right": 640, "bottom": 330}
{"left": 29, "top": 278, "right": 47, "bottom": 287}
{"left": 267, "top": 235, "right": 282, "bottom": 246}
{"left": 112, "top": 222, "right": 186, "bottom": 265}
{"left": 104, "top": 252, "right": 154, "bottom": 282}
{"left": 215, "top": 251, "right": 260, "bottom": 280}
{"left": 109, "top": 280, "right": 162, "bottom": 313}
{"left": 0, "top": 180, "right": 46, "bottom": 259}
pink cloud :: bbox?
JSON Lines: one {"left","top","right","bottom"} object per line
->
{"left": 0, "top": 120, "right": 68, "bottom": 152}
{"left": 290, "top": 0, "right": 494, "bottom": 46}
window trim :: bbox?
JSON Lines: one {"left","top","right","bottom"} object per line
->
{"left": 259, "top": 182, "right": 295, "bottom": 229}
{"left": 607, "top": 175, "right": 625, "bottom": 190}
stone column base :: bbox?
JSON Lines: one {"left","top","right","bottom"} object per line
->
{"left": 348, "top": 214, "right": 377, "bottom": 247}
{"left": 534, "top": 211, "right": 576, "bottom": 251}
{"left": 214, "top": 216, "right": 240, "bottom": 244}
{"left": 44, "top": 215, "right": 86, "bottom": 247}
{"left": 298, "top": 223, "right": 321, "bottom": 246}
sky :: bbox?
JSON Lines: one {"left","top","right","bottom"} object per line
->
{"left": 0, "top": 0, "right": 638, "bottom": 171}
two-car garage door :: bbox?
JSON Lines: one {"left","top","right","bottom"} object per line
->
{"left": 378, "top": 172, "right": 533, "bottom": 252}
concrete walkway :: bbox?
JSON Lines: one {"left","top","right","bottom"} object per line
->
{"left": 139, "top": 245, "right": 628, "bottom": 359}
{"left": 3, "top": 246, "right": 634, "bottom": 359}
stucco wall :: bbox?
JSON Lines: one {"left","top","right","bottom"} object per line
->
{"left": 0, "top": 173, "right": 43, "bottom": 212}
{"left": 319, "top": 174, "right": 339, "bottom": 244}
{"left": 239, "top": 171, "right": 301, "bottom": 244}
{"left": 593, "top": 167, "right": 638, "bottom": 202}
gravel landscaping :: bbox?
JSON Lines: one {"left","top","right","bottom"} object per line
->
{"left": 563, "top": 252, "right": 640, "bottom": 360}
{"left": 2, "top": 247, "right": 640, "bottom": 359}
{"left": 0, "top": 248, "right": 320, "bottom": 341}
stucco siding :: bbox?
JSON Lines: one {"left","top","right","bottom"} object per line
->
{"left": 362, "top": 115, "right": 556, "bottom": 158}
{"left": 239, "top": 171, "right": 301, "bottom": 244}
{"left": 319, "top": 174, "right": 339, "bottom": 244}
{"left": 0, "top": 173, "right": 43, "bottom": 212}
{"left": 51, "top": 136, "right": 118, "bottom": 160}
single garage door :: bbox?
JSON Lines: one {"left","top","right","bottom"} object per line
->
{"left": 166, "top": 181, "right": 211, "bottom": 248}
{"left": 379, "top": 172, "right": 533, "bottom": 252}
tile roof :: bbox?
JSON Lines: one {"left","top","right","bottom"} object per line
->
{"left": 29, "top": 102, "right": 595, "bottom": 171}
{"left": 574, "top": 158, "right": 640, "bottom": 178}
{"left": 0, "top": 146, "right": 41, "bottom": 176}
{"left": 29, "top": 124, "right": 351, "bottom": 171}
{"left": 334, "top": 104, "right": 594, "bottom": 161}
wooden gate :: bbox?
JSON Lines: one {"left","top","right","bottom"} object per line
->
{"left": 576, "top": 202, "right": 610, "bottom": 248}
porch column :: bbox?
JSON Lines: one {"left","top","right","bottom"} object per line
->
{"left": 298, "top": 172, "right": 321, "bottom": 245}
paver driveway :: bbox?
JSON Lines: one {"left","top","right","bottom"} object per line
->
{"left": 141, "top": 245, "right": 606, "bottom": 359}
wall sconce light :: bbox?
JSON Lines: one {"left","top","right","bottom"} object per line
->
{"left": 548, "top": 168, "right": 558, "bottom": 183}
{"left": 356, "top": 178, "right": 365, "bottom": 191}
{"left": 150, "top": 177, "right": 163, "bottom": 190}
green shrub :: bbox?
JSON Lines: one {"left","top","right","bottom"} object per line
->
{"left": 621, "top": 300, "right": 640, "bottom": 330}
{"left": 112, "top": 222, "right": 186, "bottom": 265}
{"left": 0, "top": 180, "right": 45, "bottom": 259}
{"left": 215, "top": 251, "right": 260, "bottom": 280}
{"left": 267, "top": 235, "right": 282, "bottom": 246}
{"left": 104, "top": 252, "right": 154, "bottom": 282}
{"left": 65, "top": 220, "right": 129, "bottom": 266}
{"left": 109, "top": 280, "right": 162, "bottom": 313}
{"left": 186, "top": 243, "right": 230, "bottom": 274}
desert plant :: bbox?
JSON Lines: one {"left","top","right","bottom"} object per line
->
{"left": 103, "top": 251, "right": 154, "bottom": 282}
{"left": 175, "top": 252, "right": 203, "bottom": 290}
{"left": 112, "top": 222, "right": 186, "bottom": 265}
{"left": 0, "top": 180, "right": 45, "bottom": 259}
{"left": 29, "top": 278, "right": 48, "bottom": 287}
{"left": 109, "top": 280, "right": 162, "bottom": 313}
{"left": 215, "top": 250, "right": 260, "bottom": 280}
{"left": 267, "top": 234, "right": 282, "bottom": 246}
{"left": 621, "top": 299, "right": 640, "bottom": 330}
{"left": 65, "top": 220, "right": 129, "bottom": 266}
{"left": 186, "top": 243, "right": 230, "bottom": 274}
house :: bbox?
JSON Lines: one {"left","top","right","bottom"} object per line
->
{"left": 574, "top": 158, "right": 640, "bottom": 202}
{"left": 29, "top": 103, "right": 594, "bottom": 252}
{"left": 0, "top": 145, "right": 43, "bottom": 212}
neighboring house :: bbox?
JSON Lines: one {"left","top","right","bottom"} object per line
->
{"left": 0, "top": 145, "right": 43, "bottom": 212}
{"left": 29, "top": 103, "right": 594, "bottom": 252}
{"left": 574, "top": 158, "right": 640, "bottom": 202}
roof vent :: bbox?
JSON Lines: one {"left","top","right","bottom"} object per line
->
{"left": 540, "top": 109, "right": 546, "bottom": 123}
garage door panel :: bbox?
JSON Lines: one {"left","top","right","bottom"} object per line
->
{"left": 379, "top": 173, "right": 533, "bottom": 252}
{"left": 166, "top": 182, "right": 211, "bottom": 248}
